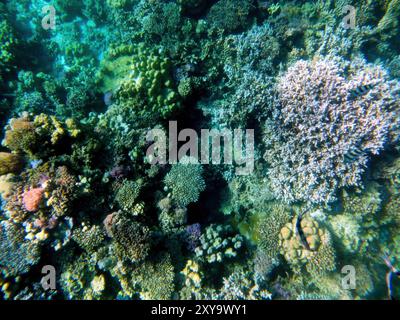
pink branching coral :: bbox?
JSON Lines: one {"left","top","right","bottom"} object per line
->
{"left": 22, "top": 187, "right": 44, "bottom": 212}
{"left": 263, "top": 56, "right": 400, "bottom": 204}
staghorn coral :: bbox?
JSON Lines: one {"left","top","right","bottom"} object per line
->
{"left": 164, "top": 156, "right": 206, "bottom": 207}
{"left": 263, "top": 56, "right": 400, "bottom": 204}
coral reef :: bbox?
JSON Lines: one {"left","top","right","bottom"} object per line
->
{"left": 0, "top": 221, "right": 41, "bottom": 278}
{"left": 107, "top": 213, "right": 151, "bottom": 263}
{"left": 131, "top": 253, "right": 175, "bottom": 300}
{"left": 264, "top": 57, "right": 400, "bottom": 204}
{"left": 164, "top": 157, "right": 206, "bottom": 207}
{"left": 207, "top": 0, "right": 253, "bottom": 34}
{"left": 0, "top": 0, "right": 399, "bottom": 301}
{"left": 0, "top": 152, "right": 23, "bottom": 175}
{"left": 195, "top": 224, "right": 243, "bottom": 264}
{"left": 114, "top": 43, "right": 181, "bottom": 119}
{"left": 279, "top": 215, "right": 336, "bottom": 275}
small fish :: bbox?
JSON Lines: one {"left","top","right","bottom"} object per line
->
{"left": 103, "top": 91, "right": 113, "bottom": 106}
{"left": 382, "top": 253, "right": 400, "bottom": 300}
{"left": 258, "top": 1, "right": 269, "bottom": 9}
{"left": 348, "top": 82, "right": 378, "bottom": 99}
{"left": 295, "top": 209, "right": 314, "bottom": 251}
{"left": 344, "top": 145, "right": 364, "bottom": 164}
{"left": 0, "top": 93, "right": 16, "bottom": 97}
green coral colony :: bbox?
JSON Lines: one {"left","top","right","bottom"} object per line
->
{"left": 1, "top": 0, "right": 400, "bottom": 301}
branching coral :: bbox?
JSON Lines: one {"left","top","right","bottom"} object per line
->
{"left": 131, "top": 253, "right": 175, "bottom": 300}
{"left": 115, "top": 179, "right": 143, "bottom": 213}
{"left": 47, "top": 166, "right": 78, "bottom": 217}
{"left": 207, "top": 0, "right": 253, "bottom": 34}
{"left": 0, "top": 20, "right": 18, "bottom": 72}
{"left": 0, "top": 221, "right": 41, "bottom": 278}
{"left": 73, "top": 224, "right": 106, "bottom": 253}
{"left": 2, "top": 114, "right": 80, "bottom": 158}
{"left": 264, "top": 56, "right": 400, "bottom": 204}
{"left": 214, "top": 268, "right": 272, "bottom": 300}
{"left": 164, "top": 157, "right": 206, "bottom": 207}
{"left": 108, "top": 213, "right": 151, "bottom": 263}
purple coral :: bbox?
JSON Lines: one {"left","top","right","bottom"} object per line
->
{"left": 109, "top": 165, "right": 128, "bottom": 180}
{"left": 263, "top": 56, "right": 400, "bottom": 204}
{"left": 185, "top": 223, "right": 201, "bottom": 252}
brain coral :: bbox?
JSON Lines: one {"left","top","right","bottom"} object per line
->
{"left": 264, "top": 56, "right": 400, "bottom": 204}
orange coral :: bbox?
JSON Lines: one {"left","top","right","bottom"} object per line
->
{"left": 22, "top": 187, "right": 44, "bottom": 212}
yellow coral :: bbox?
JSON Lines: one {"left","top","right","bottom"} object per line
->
{"left": 91, "top": 274, "right": 106, "bottom": 295}
{"left": 0, "top": 174, "right": 16, "bottom": 200}
{"left": 278, "top": 215, "right": 329, "bottom": 266}
{"left": 181, "top": 260, "right": 202, "bottom": 288}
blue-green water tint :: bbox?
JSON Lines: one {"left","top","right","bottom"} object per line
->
{"left": 0, "top": 0, "right": 399, "bottom": 300}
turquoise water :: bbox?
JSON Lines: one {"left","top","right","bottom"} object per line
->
{"left": 0, "top": 0, "right": 399, "bottom": 300}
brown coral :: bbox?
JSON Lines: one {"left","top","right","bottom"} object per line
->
{"left": 0, "top": 152, "right": 23, "bottom": 175}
